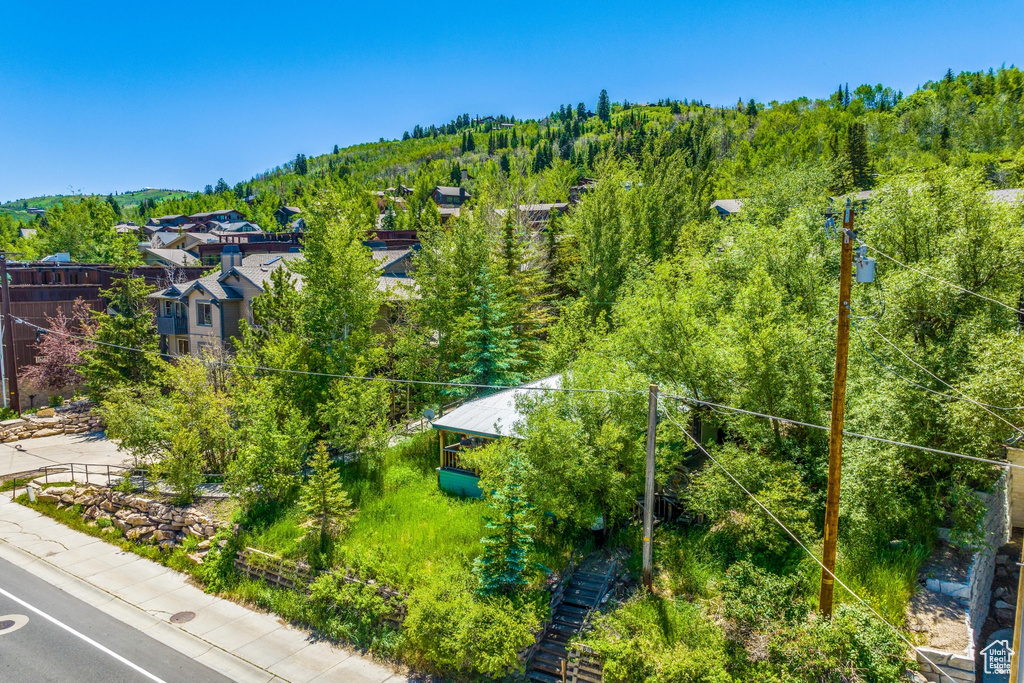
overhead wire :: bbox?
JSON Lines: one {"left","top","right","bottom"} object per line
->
{"left": 657, "top": 400, "right": 955, "bottom": 682}
{"left": 661, "top": 392, "right": 1023, "bottom": 471}
{"left": 12, "top": 316, "right": 633, "bottom": 396}
{"left": 862, "top": 243, "right": 1021, "bottom": 314}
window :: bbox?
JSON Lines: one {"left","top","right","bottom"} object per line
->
{"left": 196, "top": 302, "right": 213, "bottom": 326}
{"left": 177, "top": 339, "right": 190, "bottom": 356}
{"left": 162, "top": 300, "right": 174, "bottom": 317}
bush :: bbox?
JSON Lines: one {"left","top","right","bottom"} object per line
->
{"left": 581, "top": 593, "right": 733, "bottom": 683}
{"left": 755, "top": 603, "right": 910, "bottom": 682}
{"left": 403, "top": 567, "right": 538, "bottom": 677}
{"left": 719, "top": 561, "right": 808, "bottom": 634}
{"left": 308, "top": 571, "right": 401, "bottom": 647}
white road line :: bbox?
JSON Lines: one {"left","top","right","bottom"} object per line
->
{"left": 0, "top": 585, "right": 167, "bottom": 683}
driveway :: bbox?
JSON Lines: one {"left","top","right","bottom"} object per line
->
{"left": 0, "top": 432, "right": 123, "bottom": 478}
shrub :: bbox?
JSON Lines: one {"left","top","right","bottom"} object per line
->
{"left": 403, "top": 568, "right": 537, "bottom": 677}
{"left": 719, "top": 561, "right": 808, "bottom": 634}
{"left": 309, "top": 571, "right": 401, "bottom": 647}
{"left": 581, "top": 593, "right": 733, "bottom": 683}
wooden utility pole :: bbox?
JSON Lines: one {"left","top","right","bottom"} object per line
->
{"left": 818, "top": 203, "right": 855, "bottom": 616}
{"left": 0, "top": 253, "right": 20, "bottom": 415}
{"left": 642, "top": 384, "right": 658, "bottom": 589}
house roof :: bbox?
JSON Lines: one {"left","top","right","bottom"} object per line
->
{"left": 377, "top": 276, "right": 416, "bottom": 300}
{"left": 433, "top": 186, "right": 471, "bottom": 198}
{"left": 19, "top": 228, "right": 36, "bottom": 239}
{"left": 431, "top": 375, "right": 562, "bottom": 439}
{"left": 183, "top": 272, "right": 243, "bottom": 301}
{"left": 228, "top": 252, "right": 304, "bottom": 292}
{"left": 189, "top": 209, "right": 243, "bottom": 220}
{"left": 277, "top": 205, "right": 301, "bottom": 215}
{"left": 370, "top": 248, "right": 412, "bottom": 270}
{"left": 711, "top": 199, "right": 743, "bottom": 214}
{"left": 154, "top": 214, "right": 185, "bottom": 222}
{"left": 144, "top": 248, "right": 199, "bottom": 267}
{"left": 184, "top": 232, "right": 220, "bottom": 247}
{"left": 989, "top": 188, "right": 1024, "bottom": 204}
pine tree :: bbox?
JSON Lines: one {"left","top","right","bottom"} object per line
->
{"left": 576, "top": 102, "right": 587, "bottom": 119}
{"left": 473, "top": 450, "right": 535, "bottom": 595}
{"left": 301, "top": 442, "right": 354, "bottom": 551}
{"left": 499, "top": 153, "right": 510, "bottom": 174}
{"left": 846, "top": 122, "right": 872, "bottom": 188}
{"left": 466, "top": 131, "right": 476, "bottom": 151}
{"left": 80, "top": 277, "right": 161, "bottom": 396}
{"left": 511, "top": 128, "right": 519, "bottom": 148}
{"left": 597, "top": 89, "right": 611, "bottom": 122}
{"left": 332, "top": 144, "right": 339, "bottom": 154}
{"left": 944, "top": 68, "right": 955, "bottom": 84}
{"left": 105, "top": 193, "right": 121, "bottom": 217}
{"left": 745, "top": 99, "right": 758, "bottom": 117}
{"left": 450, "top": 263, "right": 526, "bottom": 394}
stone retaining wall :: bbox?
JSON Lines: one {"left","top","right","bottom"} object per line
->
{"left": 0, "top": 402, "right": 103, "bottom": 441}
{"left": 916, "top": 471, "right": 1010, "bottom": 682}
{"left": 41, "top": 484, "right": 224, "bottom": 550}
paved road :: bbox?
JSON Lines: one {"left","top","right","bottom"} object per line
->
{"left": 0, "top": 555, "right": 231, "bottom": 682}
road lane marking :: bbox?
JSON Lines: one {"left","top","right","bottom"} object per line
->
{"left": 0, "top": 585, "right": 167, "bottom": 682}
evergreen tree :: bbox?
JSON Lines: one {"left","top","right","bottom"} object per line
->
{"left": 846, "top": 122, "right": 872, "bottom": 188}
{"left": 80, "top": 277, "right": 161, "bottom": 396}
{"left": 105, "top": 193, "right": 121, "bottom": 217}
{"left": 450, "top": 164, "right": 462, "bottom": 186}
{"left": 597, "top": 89, "right": 611, "bottom": 122}
{"left": 294, "top": 153, "right": 308, "bottom": 175}
{"left": 473, "top": 447, "right": 535, "bottom": 596}
{"left": 745, "top": 99, "right": 758, "bottom": 117}
{"left": 204, "top": 184, "right": 214, "bottom": 195}
{"left": 215, "top": 178, "right": 230, "bottom": 193}
{"left": 301, "top": 442, "right": 355, "bottom": 551}
{"left": 510, "top": 128, "right": 518, "bottom": 149}
{"left": 945, "top": 68, "right": 955, "bottom": 83}
{"left": 332, "top": 144, "right": 339, "bottom": 154}
{"left": 577, "top": 102, "right": 587, "bottom": 120}
{"left": 499, "top": 153, "right": 510, "bottom": 174}
{"left": 450, "top": 262, "right": 526, "bottom": 394}
{"left": 466, "top": 131, "right": 476, "bottom": 151}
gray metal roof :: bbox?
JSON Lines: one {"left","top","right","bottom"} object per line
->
{"left": 710, "top": 199, "right": 743, "bottom": 214}
{"left": 989, "top": 188, "right": 1024, "bottom": 204}
{"left": 431, "top": 375, "right": 561, "bottom": 439}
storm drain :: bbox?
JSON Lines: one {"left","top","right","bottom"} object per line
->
{"left": 170, "top": 611, "right": 195, "bottom": 624}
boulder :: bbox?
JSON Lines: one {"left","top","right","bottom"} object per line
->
{"left": 125, "top": 514, "right": 150, "bottom": 527}
{"left": 99, "top": 500, "right": 115, "bottom": 513}
{"left": 203, "top": 525, "right": 216, "bottom": 537}
{"left": 36, "top": 407, "right": 55, "bottom": 418}
{"left": 113, "top": 518, "right": 127, "bottom": 532}
{"left": 31, "top": 428, "right": 62, "bottom": 438}
{"left": 126, "top": 526, "right": 155, "bottom": 541}
{"left": 37, "top": 492, "right": 60, "bottom": 503}
{"left": 85, "top": 505, "right": 100, "bottom": 519}
{"left": 152, "top": 529, "right": 176, "bottom": 542}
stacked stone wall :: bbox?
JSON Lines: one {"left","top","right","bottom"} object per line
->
{"left": 0, "top": 401, "right": 103, "bottom": 441}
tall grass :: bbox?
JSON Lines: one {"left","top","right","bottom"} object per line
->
{"left": 248, "top": 431, "right": 570, "bottom": 591}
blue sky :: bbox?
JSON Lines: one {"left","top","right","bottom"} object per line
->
{"left": 1, "top": 0, "right": 1020, "bottom": 202}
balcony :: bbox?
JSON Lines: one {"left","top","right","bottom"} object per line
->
{"left": 157, "top": 315, "right": 188, "bottom": 336}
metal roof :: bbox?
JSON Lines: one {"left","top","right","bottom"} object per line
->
{"left": 431, "top": 375, "right": 561, "bottom": 439}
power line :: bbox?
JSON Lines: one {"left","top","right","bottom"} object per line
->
{"left": 661, "top": 392, "right": 1024, "bottom": 471}
{"left": 868, "top": 326, "right": 1024, "bottom": 414}
{"left": 658, "top": 402, "right": 955, "bottom": 683}
{"left": 13, "top": 316, "right": 633, "bottom": 396}
{"left": 863, "top": 243, "right": 1020, "bottom": 314}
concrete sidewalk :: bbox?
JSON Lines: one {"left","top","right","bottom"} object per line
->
{"left": 0, "top": 431, "right": 122, "bottom": 477}
{"left": 0, "top": 495, "right": 408, "bottom": 683}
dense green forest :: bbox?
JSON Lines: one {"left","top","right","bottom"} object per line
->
{"left": 28, "top": 66, "right": 1024, "bottom": 681}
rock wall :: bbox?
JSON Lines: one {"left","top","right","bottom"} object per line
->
{"left": 915, "top": 471, "right": 1010, "bottom": 682}
{"left": 0, "top": 402, "right": 103, "bottom": 441}
{"left": 40, "top": 485, "right": 224, "bottom": 550}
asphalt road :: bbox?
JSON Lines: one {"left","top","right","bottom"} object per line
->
{"left": 0, "top": 555, "right": 233, "bottom": 682}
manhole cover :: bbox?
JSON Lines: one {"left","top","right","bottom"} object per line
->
{"left": 0, "top": 614, "right": 28, "bottom": 635}
{"left": 170, "top": 611, "right": 195, "bottom": 624}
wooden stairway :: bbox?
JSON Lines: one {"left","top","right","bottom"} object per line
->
{"left": 526, "top": 567, "right": 612, "bottom": 683}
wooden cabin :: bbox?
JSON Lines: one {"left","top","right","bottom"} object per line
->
{"left": 431, "top": 375, "right": 561, "bottom": 498}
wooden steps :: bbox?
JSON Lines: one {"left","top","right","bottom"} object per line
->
{"left": 524, "top": 561, "right": 615, "bottom": 683}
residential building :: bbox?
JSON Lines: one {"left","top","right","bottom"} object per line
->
{"left": 142, "top": 248, "right": 200, "bottom": 268}
{"left": 431, "top": 186, "right": 471, "bottom": 207}
{"left": 495, "top": 203, "right": 569, "bottom": 230}
{"left": 711, "top": 198, "right": 743, "bottom": 218}
{"left": 274, "top": 206, "right": 301, "bottom": 226}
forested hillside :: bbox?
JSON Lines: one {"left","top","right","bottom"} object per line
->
{"left": 18, "top": 65, "right": 1024, "bottom": 681}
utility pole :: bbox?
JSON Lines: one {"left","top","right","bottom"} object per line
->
{"left": 0, "top": 253, "right": 19, "bottom": 415}
{"left": 642, "top": 384, "right": 658, "bottom": 589}
{"left": 818, "top": 202, "right": 855, "bottom": 616}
